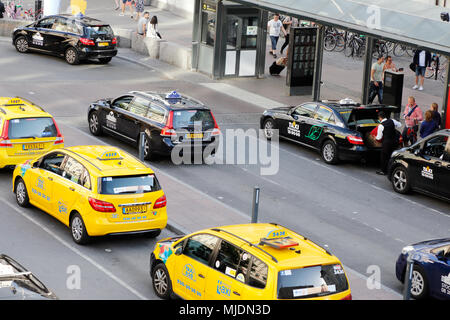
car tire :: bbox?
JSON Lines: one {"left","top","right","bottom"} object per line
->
{"left": 410, "top": 265, "right": 428, "bottom": 300}
{"left": 141, "top": 133, "right": 154, "bottom": 161}
{"left": 321, "top": 140, "right": 339, "bottom": 164}
{"left": 15, "top": 178, "right": 30, "bottom": 207}
{"left": 144, "top": 229, "right": 161, "bottom": 239}
{"left": 391, "top": 166, "right": 411, "bottom": 194}
{"left": 152, "top": 263, "right": 173, "bottom": 300}
{"left": 88, "top": 111, "right": 103, "bottom": 136}
{"left": 98, "top": 57, "right": 112, "bottom": 64}
{"left": 263, "top": 118, "right": 276, "bottom": 140}
{"left": 15, "top": 36, "right": 29, "bottom": 53}
{"left": 65, "top": 47, "right": 80, "bottom": 65}
{"left": 70, "top": 213, "right": 91, "bottom": 245}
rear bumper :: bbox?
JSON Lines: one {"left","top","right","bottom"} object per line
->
{"left": 0, "top": 145, "right": 63, "bottom": 169}
{"left": 155, "top": 137, "right": 220, "bottom": 157}
{"left": 337, "top": 145, "right": 368, "bottom": 161}
{"left": 78, "top": 47, "right": 118, "bottom": 59}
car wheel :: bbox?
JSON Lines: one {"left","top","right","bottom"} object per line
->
{"left": 410, "top": 265, "right": 428, "bottom": 300}
{"left": 65, "top": 47, "right": 80, "bottom": 65}
{"left": 15, "top": 36, "right": 29, "bottom": 53}
{"left": 263, "top": 118, "right": 276, "bottom": 140}
{"left": 144, "top": 229, "right": 161, "bottom": 239}
{"left": 88, "top": 111, "right": 103, "bottom": 136}
{"left": 98, "top": 57, "right": 112, "bottom": 64}
{"left": 15, "top": 178, "right": 30, "bottom": 207}
{"left": 152, "top": 263, "right": 172, "bottom": 300}
{"left": 141, "top": 133, "right": 154, "bottom": 160}
{"left": 70, "top": 213, "right": 91, "bottom": 245}
{"left": 391, "top": 166, "right": 411, "bottom": 194}
{"left": 321, "top": 140, "right": 339, "bottom": 164}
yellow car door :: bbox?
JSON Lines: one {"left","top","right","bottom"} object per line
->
{"left": 172, "top": 234, "right": 219, "bottom": 300}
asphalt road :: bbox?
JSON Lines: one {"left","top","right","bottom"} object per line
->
{"left": 0, "top": 40, "right": 449, "bottom": 299}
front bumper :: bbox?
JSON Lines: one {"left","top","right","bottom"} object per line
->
{"left": 395, "top": 253, "right": 407, "bottom": 283}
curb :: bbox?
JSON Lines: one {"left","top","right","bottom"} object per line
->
{"left": 115, "top": 53, "right": 176, "bottom": 80}
{"left": 166, "top": 219, "right": 189, "bottom": 236}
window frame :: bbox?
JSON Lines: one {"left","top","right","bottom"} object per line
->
{"left": 292, "top": 103, "right": 318, "bottom": 119}
{"left": 38, "top": 152, "right": 66, "bottom": 176}
{"left": 146, "top": 103, "right": 168, "bottom": 124}
{"left": 111, "top": 95, "right": 134, "bottom": 111}
{"left": 182, "top": 233, "right": 220, "bottom": 267}
{"left": 60, "top": 156, "right": 90, "bottom": 188}
{"left": 421, "top": 134, "right": 449, "bottom": 159}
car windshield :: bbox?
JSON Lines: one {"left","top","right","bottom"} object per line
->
{"left": 99, "top": 174, "right": 161, "bottom": 195}
{"left": 8, "top": 117, "right": 57, "bottom": 139}
{"left": 84, "top": 25, "right": 114, "bottom": 37}
{"left": 172, "top": 110, "right": 215, "bottom": 130}
{"left": 277, "top": 264, "right": 349, "bottom": 299}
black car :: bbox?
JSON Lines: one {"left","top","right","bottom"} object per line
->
{"left": 0, "top": 254, "right": 57, "bottom": 300}
{"left": 388, "top": 129, "right": 450, "bottom": 202}
{"left": 12, "top": 14, "right": 117, "bottom": 65}
{"left": 88, "top": 91, "right": 220, "bottom": 160}
{"left": 260, "top": 99, "right": 399, "bottom": 164}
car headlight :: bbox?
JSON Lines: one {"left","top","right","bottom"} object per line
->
{"left": 401, "top": 245, "right": 414, "bottom": 255}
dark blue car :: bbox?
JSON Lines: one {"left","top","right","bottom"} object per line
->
{"left": 396, "top": 238, "right": 450, "bottom": 300}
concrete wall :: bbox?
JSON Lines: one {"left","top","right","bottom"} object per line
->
{"left": 0, "top": 19, "right": 31, "bottom": 38}
{"left": 149, "top": 0, "right": 195, "bottom": 20}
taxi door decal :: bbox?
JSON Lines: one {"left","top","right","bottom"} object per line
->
{"left": 305, "top": 125, "right": 324, "bottom": 141}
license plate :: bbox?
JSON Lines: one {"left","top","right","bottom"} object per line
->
{"left": 122, "top": 205, "right": 147, "bottom": 214}
{"left": 22, "top": 143, "right": 44, "bottom": 150}
{"left": 185, "top": 133, "right": 204, "bottom": 139}
{"left": 98, "top": 42, "right": 109, "bottom": 47}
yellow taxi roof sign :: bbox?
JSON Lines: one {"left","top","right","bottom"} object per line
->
{"left": 260, "top": 228, "right": 299, "bottom": 249}
{"left": 5, "top": 98, "right": 25, "bottom": 106}
{"left": 97, "top": 151, "right": 123, "bottom": 161}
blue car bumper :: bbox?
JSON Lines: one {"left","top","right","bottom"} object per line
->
{"left": 395, "top": 253, "right": 408, "bottom": 283}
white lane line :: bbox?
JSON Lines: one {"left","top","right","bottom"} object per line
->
{"left": 2, "top": 200, "right": 149, "bottom": 300}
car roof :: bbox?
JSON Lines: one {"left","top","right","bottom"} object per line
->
{"left": 206, "top": 223, "right": 340, "bottom": 269}
{"left": 129, "top": 91, "right": 209, "bottom": 111}
{"left": 60, "top": 145, "right": 154, "bottom": 177}
{"left": 0, "top": 97, "right": 52, "bottom": 119}
{"left": 51, "top": 14, "right": 109, "bottom": 26}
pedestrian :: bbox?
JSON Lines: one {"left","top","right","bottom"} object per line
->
{"left": 280, "top": 16, "right": 298, "bottom": 55}
{"left": 412, "top": 49, "right": 431, "bottom": 91}
{"left": 147, "top": 15, "right": 161, "bottom": 39}
{"left": 137, "top": 11, "right": 150, "bottom": 37}
{"left": 383, "top": 55, "right": 398, "bottom": 72}
{"left": 0, "top": 0, "right": 5, "bottom": 19}
{"left": 267, "top": 13, "right": 287, "bottom": 58}
{"left": 430, "top": 102, "right": 442, "bottom": 130}
{"left": 402, "top": 96, "right": 423, "bottom": 146}
{"left": 134, "top": 0, "right": 145, "bottom": 21}
{"left": 120, "top": 0, "right": 134, "bottom": 18}
{"left": 420, "top": 110, "right": 439, "bottom": 139}
{"left": 375, "top": 111, "right": 402, "bottom": 175}
{"left": 113, "top": 0, "right": 120, "bottom": 10}
{"left": 368, "top": 55, "right": 385, "bottom": 104}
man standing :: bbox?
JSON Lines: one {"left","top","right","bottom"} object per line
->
{"left": 280, "top": 15, "right": 298, "bottom": 55}
{"left": 137, "top": 11, "right": 150, "bottom": 37}
{"left": 375, "top": 111, "right": 402, "bottom": 175}
{"left": 369, "top": 55, "right": 385, "bottom": 104}
{"left": 412, "top": 49, "right": 431, "bottom": 91}
{"left": 402, "top": 96, "right": 423, "bottom": 146}
{"left": 267, "top": 13, "right": 287, "bottom": 59}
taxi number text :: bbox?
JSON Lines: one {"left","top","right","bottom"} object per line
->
{"left": 122, "top": 205, "right": 147, "bottom": 214}
{"left": 23, "top": 143, "right": 44, "bottom": 150}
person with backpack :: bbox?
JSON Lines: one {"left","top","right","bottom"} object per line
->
{"left": 402, "top": 96, "right": 423, "bottom": 146}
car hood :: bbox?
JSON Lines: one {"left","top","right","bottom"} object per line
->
{"left": 265, "top": 106, "right": 292, "bottom": 114}
{"left": 411, "top": 238, "right": 450, "bottom": 251}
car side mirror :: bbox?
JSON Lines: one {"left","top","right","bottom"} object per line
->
{"left": 292, "top": 114, "right": 299, "bottom": 121}
{"left": 32, "top": 161, "right": 39, "bottom": 168}
{"left": 413, "top": 149, "right": 420, "bottom": 156}
{"left": 436, "top": 250, "right": 446, "bottom": 260}
{"left": 174, "top": 246, "right": 183, "bottom": 256}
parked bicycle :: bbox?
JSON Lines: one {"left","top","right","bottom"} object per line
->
{"left": 425, "top": 54, "right": 448, "bottom": 83}
{"left": 393, "top": 43, "right": 415, "bottom": 57}
{"left": 344, "top": 33, "right": 366, "bottom": 58}
{"left": 323, "top": 27, "right": 345, "bottom": 52}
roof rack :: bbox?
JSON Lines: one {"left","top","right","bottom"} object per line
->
{"left": 14, "top": 96, "right": 45, "bottom": 112}
{"left": 211, "top": 228, "right": 278, "bottom": 263}
{"left": 269, "top": 223, "right": 332, "bottom": 256}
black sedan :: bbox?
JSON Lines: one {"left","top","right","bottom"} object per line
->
{"left": 388, "top": 129, "right": 450, "bottom": 202}
{"left": 12, "top": 14, "right": 117, "bottom": 65}
{"left": 260, "top": 99, "right": 399, "bottom": 164}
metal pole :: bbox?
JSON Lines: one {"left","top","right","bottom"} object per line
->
{"left": 442, "top": 55, "right": 450, "bottom": 128}
{"left": 312, "top": 25, "right": 324, "bottom": 102}
{"left": 139, "top": 132, "right": 145, "bottom": 161}
{"left": 361, "top": 36, "right": 375, "bottom": 105}
{"left": 251, "top": 186, "right": 260, "bottom": 223}
{"left": 403, "top": 253, "right": 414, "bottom": 300}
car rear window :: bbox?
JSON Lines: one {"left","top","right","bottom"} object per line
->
{"left": 340, "top": 109, "right": 389, "bottom": 128}
{"left": 172, "top": 110, "right": 215, "bottom": 130}
{"left": 277, "top": 264, "right": 349, "bottom": 299}
{"left": 84, "top": 25, "right": 114, "bottom": 37}
{"left": 8, "top": 117, "right": 57, "bottom": 139}
{"left": 99, "top": 174, "right": 161, "bottom": 195}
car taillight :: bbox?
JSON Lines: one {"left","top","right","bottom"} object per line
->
{"left": 153, "top": 195, "right": 167, "bottom": 209}
{"left": 52, "top": 118, "right": 64, "bottom": 144}
{"left": 111, "top": 37, "right": 117, "bottom": 45}
{"left": 210, "top": 112, "right": 221, "bottom": 136}
{"left": 88, "top": 197, "right": 116, "bottom": 212}
{"left": 80, "top": 38, "right": 95, "bottom": 46}
{"left": 0, "top": 120, "right": 12, "bottom": 147}
{"left": 341, "top": 293, "right": 352, "bottom": 300}
{"left": 347, "top": 135, "right": 364, "bottom": 145}
{"left": 161, "top": 111, "right": 176, "bottom": 137}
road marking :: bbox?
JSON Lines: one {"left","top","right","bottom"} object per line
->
{"left": 2, "top": 200, "right": 150, "bottom": 300}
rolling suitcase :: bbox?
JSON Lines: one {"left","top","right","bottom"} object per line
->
{"left": 269, "top": 61, "right": 285, "bottom": 75}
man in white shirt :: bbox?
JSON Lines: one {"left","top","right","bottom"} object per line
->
{"left": 267, "top": 13, "right": 287, "bottom": 58}
{"left": 375, "top": 111, "right": 402, "bottom": 175}
{"left": 412, "top": 50, "right": 431, "bottom": 91}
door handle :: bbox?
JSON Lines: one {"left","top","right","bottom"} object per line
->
{"left": 233, "top": 291, "right": 241, "bottom": 296}
{"left": 300, "top": 120, "right": 306, "bottom": 124}
{"left": 69, "top": 187, "right": 75, "bottom": 192}
{"left": 134, "top": 120, "right": 140, "bottom": 125}
{"left": 435, "top": 161, "right": 442, "bottom": 167}
{"left": 447, "top": 165, "right": 450, "bottom": 170}
{"left": 198, "top": 274, "right": 205, "bottom": 279}
{"left": 47, "top": 177, "right": 53, "bottom": 181}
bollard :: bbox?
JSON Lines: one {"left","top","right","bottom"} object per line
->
{"left": 251, "top": 187, "right": 260, "bottom": 223}
{"left": 139, "top": 132, "right": 145, "bottom": 161}
{"left": 403, "top": 253, "right": 414, "bottom": 300}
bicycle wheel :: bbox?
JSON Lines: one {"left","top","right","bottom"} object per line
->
{"left": 324, "top": 35, "right": 337, "bottom": 51}
{"left": 406, "top": 48, "right": 415, "bottom": 57}
{"left": 344, "top": 42, "right": 354, "bottom": 57}
{"left": 385, "top": 41, "right": 394, "bottom": 53}
{"left": 393, "top": 44, "right": 406, "bottom": 57}
{"left": 334, "top": 35, "right": 345, "bottom": 52}
{"left": 424, "top": 67, "right": 435, "bottom": 79}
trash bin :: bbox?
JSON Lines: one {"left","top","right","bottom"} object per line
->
{"left": 383, "top": 70, "right": 404, "bottom": 119}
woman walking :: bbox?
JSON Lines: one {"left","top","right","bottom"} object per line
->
{"left": 134, "top": 0, "right": 145, "bottom": 20}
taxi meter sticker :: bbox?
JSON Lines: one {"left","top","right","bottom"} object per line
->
{"left": 293, "top": 284, "right": 336, "bottom": 297}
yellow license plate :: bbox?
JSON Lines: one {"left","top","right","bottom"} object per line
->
{"left": 186, "top": 133, "right": 204, "bottom": 139}
{"left": 23, "top": 143, "right": 44, "bottom": 150}
{"left": 122, "top": 205, "right": 147, "bottom": 214}
{"left": 98, "top": 42, "right": 109, "bottom": 47}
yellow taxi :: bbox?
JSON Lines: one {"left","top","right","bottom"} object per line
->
{"left": 0, "top": 97, "right": 64, "bottom": 169}
{"left": 12, "top": 145, "right": 167, "bottom": 244}
{"left": 150, "top": 223, "right": 352, "bottom": 300}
